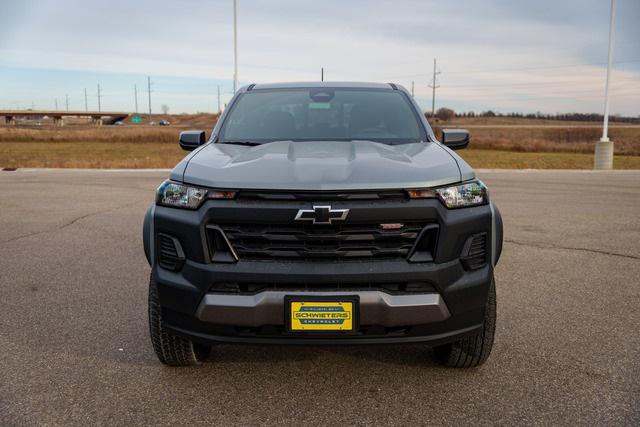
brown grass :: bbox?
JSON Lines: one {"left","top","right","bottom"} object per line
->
{"left": 432, "top": 125, "right": 640, "bottom": 156}
{"left": 1, "top": 116, "right": 639, "bottom": 169}
{"left": 0, "top": 113, "right": 219, "bottom": 144}
{"left": 0, "top": 127, "right": 179, "bottom": 144}
{"left": 0, "top": 142, "right": 185, "bottom": 169}
{"left": 1, "top": 142, "right": 639, "bottom": 170}
{"left": 458, "top": 149, "right": 640, "bottom": 169}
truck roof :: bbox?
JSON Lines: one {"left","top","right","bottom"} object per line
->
{"left": 247, "top": 81, "right": 397, "bottom": 91}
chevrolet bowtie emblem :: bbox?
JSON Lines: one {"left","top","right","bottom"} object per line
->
{"left": 294, "top": 205, "right": 349, "bottom": 225}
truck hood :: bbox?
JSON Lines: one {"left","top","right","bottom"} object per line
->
{"left": 179, "top": 140, "right": 466, "bottom": 191}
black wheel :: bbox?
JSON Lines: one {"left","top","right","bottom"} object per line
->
{"left": 148, "top": 273, "right": 210, "bottom": 366}
{"left": 434, "top": 276, "right": 496, "bottom": 368}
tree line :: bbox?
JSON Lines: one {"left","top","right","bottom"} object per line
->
{"left": 426, "top": 108, "right": 639, "bottom": 123}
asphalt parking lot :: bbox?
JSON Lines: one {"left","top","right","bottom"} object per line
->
{"left": 1, "top": 169, "right": 639, "bottom": 425}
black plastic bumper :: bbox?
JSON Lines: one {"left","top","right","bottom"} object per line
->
{"left": 143, "top": 198, "right": 502, "bottom": 345}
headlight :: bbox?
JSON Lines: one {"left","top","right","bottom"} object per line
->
{"left": 155, "top": 180, "right": 235, "bottom": 209}
{"left": 435, "top": 181, "right": 488, "bottom": 208}
{"left": 408, "top": 181, "right": 488, "bottom": 209}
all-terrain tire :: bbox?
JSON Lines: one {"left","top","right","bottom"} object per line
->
{"left": 434, "top": 276, "right": 496, "bottom": 368}
{"left": 148, "top": 273, "right": 210, "bottom": 366}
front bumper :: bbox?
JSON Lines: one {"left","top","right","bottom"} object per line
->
{"left": 195, "top": 290, "right": 449, "bottom": 327}
{"left": 143, "top": 197, "right": 502, "bottom": 345}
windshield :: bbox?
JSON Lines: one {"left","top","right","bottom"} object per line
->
{"left": 218, "top": 88, "right": 426, "bottom": 145}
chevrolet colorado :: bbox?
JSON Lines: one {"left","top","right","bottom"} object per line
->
{"left": 143, "top": 82, "right": 503, "bottom": 368}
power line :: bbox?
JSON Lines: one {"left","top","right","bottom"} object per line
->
{"left": 384, "top": 58, "right": 640, "bottom": 80}
{"left": 441, "top": 59, "right": 640, "bottom": 76}
{"left": 428, "top": 58, "right": 440, "bottom": 116}
{"left": 217, "top": 85, "right": 221, "bottom": 114}
{"left": 441, "top": 77, "right": 640, "bottom": 89}
{"left": 147, "top": 76, "right": 153, "bottom": 120}
{"left": 424, "top": 38, "right": 640, "bottom": 78}
{"left": 431, "top": 86, "right": 640, "bottom": 103}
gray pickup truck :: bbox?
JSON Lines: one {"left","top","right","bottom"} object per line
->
{"left": 143, "top": 82, "right": 503, "bottom": 368}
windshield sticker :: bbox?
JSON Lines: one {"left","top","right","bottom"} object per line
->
{"left": 309, "top": 102, "right": 331, "bottom": 110}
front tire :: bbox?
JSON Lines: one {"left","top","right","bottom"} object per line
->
{"left": 434, "top": 276, "right": 496, "bottom": 368}
{"left": 148, "top": 273, "right": 210, "bottom": 366}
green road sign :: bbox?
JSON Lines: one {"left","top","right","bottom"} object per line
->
{"left": 132, "top": 116, "right": 142, "bottom": 124}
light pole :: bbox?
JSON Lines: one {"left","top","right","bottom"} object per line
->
{"left": 233, "top": 0, "right": 238, "bottom": 93}
{"left": 594, "top": 0, "right": 616, "bottom": 170}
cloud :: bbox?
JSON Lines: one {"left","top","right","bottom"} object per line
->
{"left": 0, "top": 0, "right": 638, "bottom": 114}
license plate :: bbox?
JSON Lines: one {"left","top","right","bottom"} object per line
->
{"left": 288, "top": 298, "right": 356, "bottom": 332}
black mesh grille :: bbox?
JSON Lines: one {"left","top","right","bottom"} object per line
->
{"left": 220, "top": 222, "right": 428, "bottom": 260}
{"left": 461, "top": 233, "right": 487, "bottom": 270}
{"left": 210, "top": 281, "right": 436, "bottom": 294}
{"left": 157, "top": 233, "right": 184, "bottom": 271}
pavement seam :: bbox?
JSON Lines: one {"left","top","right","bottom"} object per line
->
{"left": 505, "top": 239, "right": 640, "bottom": 260}
{"left": 2, "top": 202, "right": 139, "bottom": 244}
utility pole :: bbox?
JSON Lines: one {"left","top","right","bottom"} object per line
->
{"left": 411, "top": 81, "right": 415, "bottom": 97}
{"left": 65, "top": 94, "right": 69, "bottom": 112}
{"left": 594, "top": 0, "right": 616, "bottom": 170}
{"left": 217, "top": 85, "right": 221, "bottom": 114}
{"left": 97, "top": 84, "right": 102, "bottom": 112}
{"left": 55, "top": 98, "right": 58, "bottom": 111}
{"left": 147, "top": 76, "right": 153, "bottom": 120}
{"left": 233, "top": 0, "right": 238, "bottom": 93}
{"left": 84, "top": 88, "right": 88, "bottom": 112}
{"left": 321, "top": 67, "right": 324, "bottom": 82}
{"left": 134, "top": 84, "right": 139, "bottom": 114}
{"left": 428, "top": 58, "right": 440, "bottom": 117}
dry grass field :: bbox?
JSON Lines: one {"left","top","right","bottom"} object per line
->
{"left": 1, "top": 115, "right": 639, "bottom": 169}
{"left": 432, "top": 124, "right": 640, "bottom": 156}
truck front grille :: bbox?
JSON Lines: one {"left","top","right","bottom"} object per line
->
{"left": 219, "top": 222, "right": 428, "bottom": 260}
{"left": 209, "top": 281, "right": 436, "bottom": 294}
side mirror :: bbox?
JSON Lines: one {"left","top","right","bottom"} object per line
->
{"left": 441, "top": 129, "right": 470, "bottom": 150}
{"left": 179, "top": 130, "right": 206, "bottom": 151}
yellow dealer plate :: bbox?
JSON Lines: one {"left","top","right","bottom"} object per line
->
{"left": 289, "top": 301, "right": 354, "bottom": 331}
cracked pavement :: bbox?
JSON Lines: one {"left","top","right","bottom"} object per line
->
{"left": 0, "top": 169, "right": 639, "bottom": 425}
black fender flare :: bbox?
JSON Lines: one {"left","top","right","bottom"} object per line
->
{"left": 143, "top": 204, "right": 154, "bottom": 266}
{"left": 491, "top": 203, "right": 503, "bottom": 265}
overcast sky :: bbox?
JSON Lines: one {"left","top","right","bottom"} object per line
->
{"left": 1, "top": 0, "right": 638, "bottom": 115}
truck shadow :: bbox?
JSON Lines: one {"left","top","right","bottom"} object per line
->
{"left": 201, "top": 343, "right": 439, "bottom": 368}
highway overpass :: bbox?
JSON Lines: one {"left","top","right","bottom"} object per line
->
{"left": 0, "top": 110, "right": 130, "bottom": 126}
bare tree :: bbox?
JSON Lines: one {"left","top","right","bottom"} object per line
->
{"left": 436, "top": 107, "right": 455, "bottom": 121}
{"left": 161, "top": 104, "right": 170, "bottom": 115}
